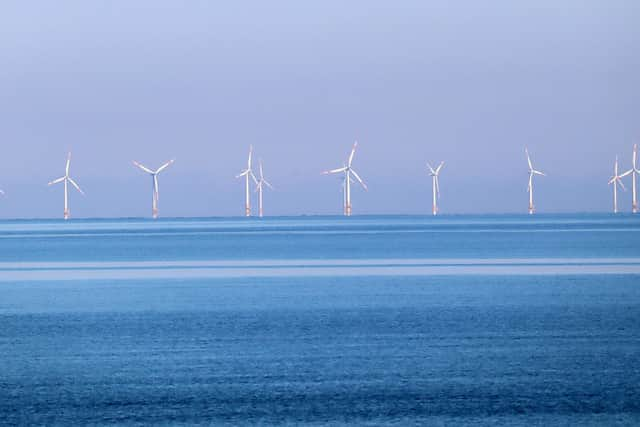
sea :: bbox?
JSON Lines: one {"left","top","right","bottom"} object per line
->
{"left": 1, "top": 214, "right": 639, "bottom": 426}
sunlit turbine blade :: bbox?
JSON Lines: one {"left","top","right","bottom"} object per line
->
{"left": 608, "top": 176, "right": 617, "bottom": 185}
{"left": 155, "top": 159, "right": 174, "bottom": 174}
{"left": 133, "top": 161, "right": 154, "bottom": 174}
{"left": 348, "top": 141, "right": 358, "bottom": 167}
{"left": 248, "top": 145, "right": 253, "bottom": 169}
{"left": 48, "top": 176, "right": 66, "bottom": 186}
{"left": 323, "top": 167, "right": 347, "bottom": 175}
{"left": 619, "top": 169, "right": 632, "bottom": 178}
{"left": 264, "top": 180, "right": 274, "bottom": 190}
{"left": 65, "top": 152, "right": 71, "bottom": 176}
{"left": 525, "top": 148, "right": 533, "bottom": 170}
{"left": 236, "top": 169, "right": 249, "bottom": 178}
{"left": 436, "top": 161, "right": 445, "bottom": 174}
{"left": 533, "top": 170, "right": 546, "bottom": 176}
{"left": 259, "top": 160, "right": 264, "bottom": 180}
{"left": 68, "top": 178, "right": 84, "bottom": 195}
{"left": 250, "top": 170, "right": 258, "bottom": 185}
{"left": 350, "top": 169, "right": 368, "bottom": 190}
{"left": 633, "top": 144, "right": 638, "bottom": 170}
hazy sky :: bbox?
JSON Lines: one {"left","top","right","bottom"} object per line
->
{"left": 1, "top": 1, "right": 639, "bottom": 218}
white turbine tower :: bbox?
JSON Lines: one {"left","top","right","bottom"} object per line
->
{"left": 621, "top": 144, "right": 639, "bottom": 213}
{"left": 236, "top": 146, "right": 257, "bottom": 217}
{"left": 133, "top": 159, "right": 174, "bottom": 219}
{"left": 48, "top": 152, "right": 84, "bottom": 220}
{"left": 427, "top": 161, "right": 444, "bottom": 216}
{"left": 322, "top": 141, "right": 367, "bottom": 216}
{"left": 526, "top": 148, "right": 546, "bottom": 215}
{"left": 609, "top": 156, "right": 626, "bottom": 214}
{"left": 255, "top": 159, "right": 273, "bottom": 218}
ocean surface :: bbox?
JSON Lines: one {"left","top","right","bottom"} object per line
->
{"left": 1, "top": 214, "right": 639, "bottom": 425}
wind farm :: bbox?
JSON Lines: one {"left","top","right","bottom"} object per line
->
{"left": 1, "top": 143, "right": 639, "bottom": 218}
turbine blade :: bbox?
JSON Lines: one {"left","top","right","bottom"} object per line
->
{"left": 533, "top": 170, "right": 546, "bottom": 176}
{"left": 66, "top": 152, "right": 71, "bottom": 176}
{"left": 348, "top": 141, "right": 358, "bottom": 167}
{"left": 620, "top": 169, "right": 633, "bottom": 178}
{"left": 264, "top": 179, "right": 274, "bottom": 190}
{"left": 133, "top": 161, "right": 154, "bottom": 174}
{"left": 250, "top": 170, "right": 258, "bottom": 185}
{"left": 48, "top": 176, "right": 65, "bottom": 186}
{"left": 618, "top": 179, "right": 627, "bottom": 191}
{"left": 350, "top": 168, "right": 368, "bottom": 190}
{"left": 322, "top": 167, "right": 347, "bottom": 175}
{"left": 68, "top": 177, "right": 84, "bottom": 195}
{"left": 155, "top": 159, "right": 174, "bottom": 174}
{"left": 236, "top": 169, "right": 249, "bottom": 178}
{"left": 526, "top": 148, "right": 533, "bottom": 170}
{"left": 248, "top": 145, "right": 253, "bottom": 169}
{"left": 436, "top": 161, "right": 445, "bottom": 174}
{"left": 259, "top": 160, "right": 264, "bottom": 180}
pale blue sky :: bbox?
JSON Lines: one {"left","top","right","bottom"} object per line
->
{"left": 1, "top": 1, "right": 639, "bottom": 217}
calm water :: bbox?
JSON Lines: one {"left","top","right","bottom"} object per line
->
{"left": 1, "top": 215, "right": 639, "bottom": 425}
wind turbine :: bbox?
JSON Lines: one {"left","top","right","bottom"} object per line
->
{"left": 255, "top": 159, "right": 273, "bottom": 218}
{"left": 133, "top": 159, "right": 174, "bottom": 219}
{"left": 526, "top": 148, "right": 546, "bottom": 215}
{"left": 621, "top": 144, "right": 639, "bottom": 213}
{"left": 322, "top": 141, "right": 367, "bottom": 216}
{"left": 427, "top": 161, "right": 444, "bottom": 216}
{"left": 48, "top": 152, "right": 84, "bottom": 220}
{"left": 236, "top": 146, "right": 257, "bottom": 217}
{"left": 609, "top": 156, "right": 626, "bottom": 214}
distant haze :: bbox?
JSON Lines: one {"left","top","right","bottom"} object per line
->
{"left": 1, "top": 1, "right": 639, "bottom": 218}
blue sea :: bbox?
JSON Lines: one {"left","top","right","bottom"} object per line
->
{"left": 1, "top": 214, "right": 639, "bottom": 426}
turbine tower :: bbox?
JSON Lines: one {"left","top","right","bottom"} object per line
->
{"left": 255, "top": 159, "right": 273, "bottom": 218}
{"left": 427, "top": 161, "right": 444, "bottom": 216}
{"left": 526, "top": 148, "right": 546, "bottom": 215}
{"left": 609, "top": 156, "right": 626, "bottom": 214}
{"left": 133, "top": 159, "right": 174, "bottom": 219}
{"left": 48, "top": 152, "right": 84, "bottom": 220}
{"left": 621, "top": 144, "right": 639, "bottom": 213}
{"left": 236, "top": 146, "right": 257, "bottom": 217}
{"left": 322, "top": 141, "right": 367, "bottom": 216}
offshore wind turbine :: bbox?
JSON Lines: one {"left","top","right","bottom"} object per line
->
{"left": 525, "top": 148, "right": 546, "bottom": 215}
{"left": 133, "top": 159, "right": 174, "bottom": 219}
{"left": 255, "top": 159, "right": 273, "bottom": 218}
{"left": 236, "top": 146, "right": 257, "bottom": 217}
{"left": 427, "top": 161, "right": 444, "bottom": 216}
{"left": 621, "top": 144, "right": 639, "bottom": 213}
{"left": 609, "top": 156, "right": 626, "bottom": 214}
{"left": 48, "top": 152, "right": 84, "bottom": 220}
{"left": 322, "top": 141, "right": 367, "bottom": 216}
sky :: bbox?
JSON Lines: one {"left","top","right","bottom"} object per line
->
{"left": 1, "top": 1, "right": 639, "bottom": 218}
